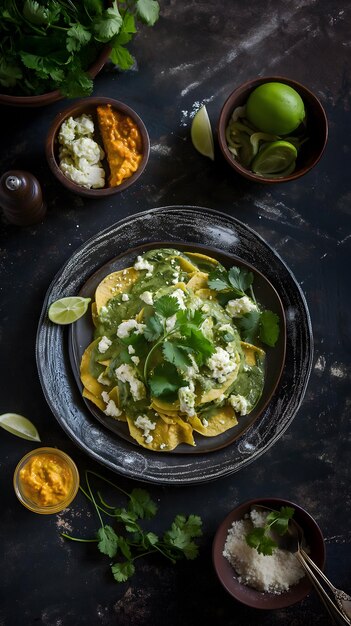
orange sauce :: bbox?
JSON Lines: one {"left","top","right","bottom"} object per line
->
{"left": 97, "top": 104, "right": 143, "bottom": 186}
{"left": 19, "top": 452, "right": 73, "bottom": 507}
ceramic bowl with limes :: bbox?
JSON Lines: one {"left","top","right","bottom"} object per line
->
{"left": 217, "top": 77, "right": 328, "bottom": 184}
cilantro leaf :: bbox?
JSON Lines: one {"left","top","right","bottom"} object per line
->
{"left": 181, "top": 327, "right": 214, "bottom": 363}
{"left": 162, "top": 340, "right": 192, "bottom": 370}
{"left": 228, "top": 266, "right": 254, "bottom": 295}
{"left": 117, "top": 536, "right": 132, "bottom": 560}
{"left": 144, "top": 314, "right": 163, "bottom": 341}
{"left": 67, "top": 24, "right": 92, "bottom": 52}
{"left": 129, "top": 488, "right": 157, "bottom": 520}
{"left": 111, "top": 560, "right": 135, "bottom": 582}
{"left": 136, "top": 0, "right": 160, "bottom": 26}
{"left": 245, "top": 506, "right": 296, "bottom": 555}
{"left": 23, "top": 0, "right": 51, "bottom": 26}
{"left": 238, "top": 310, "right": 261, "bottom": 344}
{"left": 163, "top": 514, "right": 203, "bottom": 560}
{"left": 259, "top": 310, "right": 280, "bottom": 347}
{"left": 114, "top": 507, "right": 140, "bottom": 532}
{"left": 93, "top": 0, "right": 122, "bottom": 42}
{"left": 109, "top": 44, "right": 134, "bottom": 70}
{"left": 154, "top": 295, "right": 180, "bottom": 318}
{"left": 266, "top": 506, "right": 294, "bottom": 535}
{"left": 148, "top": 362, "right": 186, "bottom": 398}
{"left": 245, "top": 526, "right": 276, "bottom": 556}
{"left": 0, "top": 58, "right": 22, "bottom": 88}
{"left": 145, "top": 532, "right": 159, "bottom": 546}
{"left": 97, "top": 525, "right": 119, "bottom": 558}
{"left": 207, "top": 267, "right": 231, "bottom": 291}
{"left": 83, "top": 0, "right": 104, "bottom": 15}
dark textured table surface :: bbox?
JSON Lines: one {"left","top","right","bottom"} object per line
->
{"left": 1, "top": 1, "right": 350, "bottom": 625}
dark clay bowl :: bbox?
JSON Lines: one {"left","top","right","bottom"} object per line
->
{"left": 45, "top": 96, "right": 150, "bottom": 197}
{"left": 0, "top": 46, "right": 111, "bottom": 108}
{"left": 217, "top": 76, "right": 328, "bottom": 184}
{"left": 212, "top": 497, "right": 325, "bottom": 609}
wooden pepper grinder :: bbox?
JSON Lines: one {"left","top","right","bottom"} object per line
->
{"left": 0, "top": 170, "right": 46, "bottom": 226}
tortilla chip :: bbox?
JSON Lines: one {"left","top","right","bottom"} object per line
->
{"left": 186, "top": 271, "right": 209, "bottom": 291}
{"left": 189, "top": 404, "right": 238, "bottom": 436}
{"left": 80, "top": 339, "right": 106, "bottom": 397}
{"left": 83, "top": 387, "right": 106, "bottom": 411}
{"left": 241, "top": 341, "right": 265, "bottom": 366}
{"left": 95, "top": 267, "right": 139, "bottom": 313}
{"left": 126, "top": 415, "right": 195, "bottom": 451}
{"left": 199, "top": 368, "right": 239, "bottom": 404}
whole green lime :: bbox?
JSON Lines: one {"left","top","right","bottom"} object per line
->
{"left": 246, "top": 82, "right": 306, "bottom": 135}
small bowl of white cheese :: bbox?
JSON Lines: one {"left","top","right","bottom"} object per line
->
{"left": 45, "top": 96, "right": 150, "bottom": 197}
{"left": 212, "top": 497, "right": 325, "bottom": 609}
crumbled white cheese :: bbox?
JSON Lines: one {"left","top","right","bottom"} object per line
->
{"left": 117, "top": 319, "right": 146, "bottom": 338}
{"left": 139, "top": 291, "right": 154, "bottom": 305}
{"left": 206, "top": 347, "right": 239, "bottom": 383}
{"left": 160, "top": 443, "right": 167, "bottom": 450}
{"left": 202, "top": 418, "right": 209, "bottom": 427}
{"left": 200, "top": 317, "right": 213, "bottom": 340}
{"left": 128, "top": 344, "right": 135, "bottom": 354}
{"left": 228, "top": 394, "right": 248, "bottom": 415}
{"left": 97, "top": 372, "right": 111, "bottom": 386}
{"left": 165, "top": 314, "right": 177, "bottom": 333}
{"left": 121, "top": 293, "right": 129, "bottom": 302}
{"left": 131, "top": 355, "right": 140, "bottom": 365}
{"left": 101, "top": 391, "right": 110, "bottom": 404}
{"left": 178, "top": 383, "right": 196, "bottom": 417}
{"left": 115, "top": 364, "right": 146, "bottom": 401}
{"left": 104, "top": 399, "right": 122, "bottom": 418}
{"left": 58, "top": 114, "right": 105, "bottom": 189}
{"left": 98, "top": 336, "right": 112, "bottom": 354}
{"left": 171, "top": 288, "right": 187, "bottom": 310}
{"left": 226, "top": 296, "right": 258, "bottom": 318}
{"left": 135, "top": 414, "right": 156, "bottom": 443}
{"left": 134, "top": 255, "right": 154, "bottom": 274}
{"left": 223, "top": 509, "right": 305, "bottom": 593}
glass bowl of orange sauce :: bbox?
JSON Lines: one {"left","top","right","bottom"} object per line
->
{"left": 13, "top": 447, "right": 79, "bottom": 514}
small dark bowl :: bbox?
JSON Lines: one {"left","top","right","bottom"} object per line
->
{"left": 45, "top": 96, "right": 150, "bottom": 197}
{"left": 213, "top": 497, "right": 325, "bottom": 609}
{"left": 217, "top": 76, "right": 328, "bottom": 183}
{"left": 0, "top": 46, "right": 111, "bottom": 108}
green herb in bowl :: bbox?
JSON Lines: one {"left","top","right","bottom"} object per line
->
{"left": 0, "top": 0, "right": 160, "bottom": 98}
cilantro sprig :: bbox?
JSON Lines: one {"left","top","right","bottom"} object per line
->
{"left": 143, "top": 295, "right": 215, "bottom": 397}
{"left": 208, "top": 265, "right": 280, "bottom": 348}
{"left": 245, "top": 506, "right": 295, "bottom": 555}
{"left": 62, "top": 470, "right": 203, "bottom": 583}
{"left": 0, "top": 0, "right": 160, "bottom": 98}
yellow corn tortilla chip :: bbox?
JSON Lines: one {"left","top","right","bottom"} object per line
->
{"left": 83, "top": 387, "right": 106, "bottom": 411}
{"left": 185, "top": 251, "right": 220, "bottom": 267}
{"left": 199, "top": 368, "right": 239, "bottom": 404}
{"left": 126, "top": 415, "right": 195, "bottom": 451}
{"left": 80, "top": 339, "right": 106, "bottom": 397}
{"left": 186, "top": 271, "right": 209, "bottom": 291}
{"left": 188, "top": 405, "right": 238, "bottom": 436}
{"left": 241, "top": 341, "right": 265, "bottom": 366}
{"left": 95, "top": 267, "right": 139, "bottom": 313}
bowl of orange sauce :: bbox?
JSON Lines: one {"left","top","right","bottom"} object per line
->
{"left": 14, "top": 447, "right": 79, "bottom": 514}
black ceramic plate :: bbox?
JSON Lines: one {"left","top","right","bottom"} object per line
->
{"left": 36, "top": 206, "right": 313, "bottom": 484}
{"left": 69, "top": 242, "right": 286, "bottom": 454}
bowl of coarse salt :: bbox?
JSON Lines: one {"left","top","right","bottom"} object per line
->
{"left": 212, "top": 497, "right": 325, "bottom": 609}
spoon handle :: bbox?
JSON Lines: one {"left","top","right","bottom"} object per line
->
{"left": 295, "top": 552, "right": 351, "bottom": 625}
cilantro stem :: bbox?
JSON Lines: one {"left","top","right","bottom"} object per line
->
{"left": 61, "top": 534, "right": 98, "bottom": 543}
{"left": 86, "top": 470, "right": 130, "bottom": 498}
{"left": 97, "top": 492, "right": 115, "bottom": 510}
{"left": 143, "top": 327, "right": 180, "bottom": 382}
{"left": 85, "top": 471, "right": 104, "bottom": 528}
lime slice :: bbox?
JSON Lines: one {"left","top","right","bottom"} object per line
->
{"left": 191, "top": 105, "right": 215, "bottom": 160}
{"left": 48, "top": 296, "right": 91, "bottom": 325}
{"left": 251, "top": 140, "right": 297, "bottom": 176}
{"left": 0, "top": 413, "right": 41, "bottom": 441}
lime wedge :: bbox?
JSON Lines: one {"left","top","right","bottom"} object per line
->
{"left": 0, "top": 413, "right": 41, "bottom": 441}
{"left": 48, "top": 296, "right": 91, "bottom": 325}
{"left": 252, "top": 140, "right": 297, "bottom": 176}
{"left": 191, "top": 105, "right": 215, "bottom": 160}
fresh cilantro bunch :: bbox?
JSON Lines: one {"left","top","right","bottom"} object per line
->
{"left": 0, "top": 0, "right": 160, "bottom": 97}
{"left": 245, "top": 506, "right": 295, "bottom": 555}
{"left": 142, "top": 294, "right": 215, "bottom": 398}
{"left": 62, "top": 470, "right": 203, "bottom": 583}
{"left": 208, "top": 265, "right": 280, "bottom": 347}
